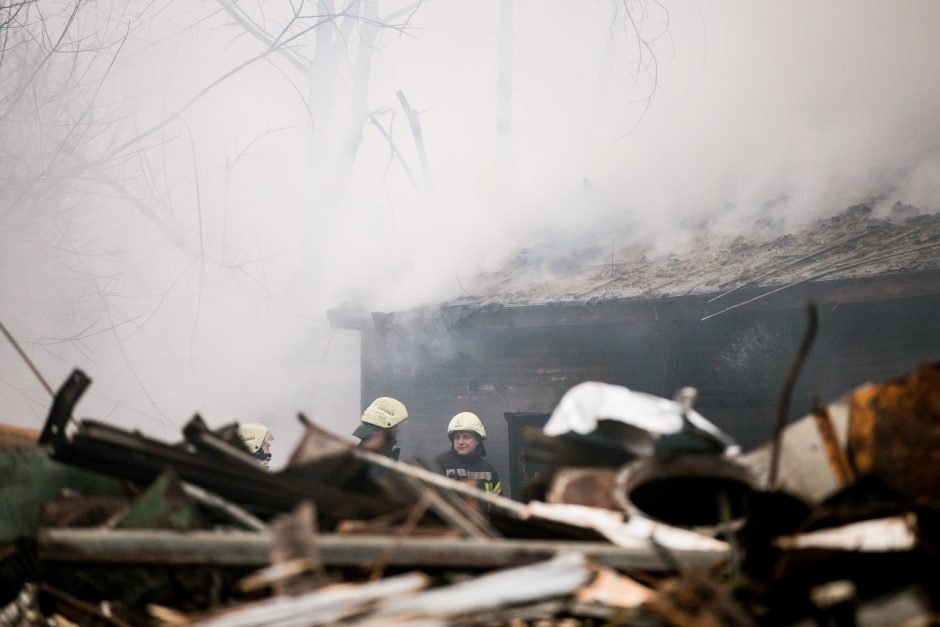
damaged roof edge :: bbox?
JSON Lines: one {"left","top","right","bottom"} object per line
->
{"left": 333, "top": 268, "right": 940, "bottom": 333}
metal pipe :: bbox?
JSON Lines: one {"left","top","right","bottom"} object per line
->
{"left": 37, "top": 528, "right": 727, "bottom": 572}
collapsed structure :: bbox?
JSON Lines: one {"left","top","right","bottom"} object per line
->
{"left": 331, "top": 205, "right": 940, "bottom": 496}
{"left": 2, "top": 205, "right": 940, "bottom": 624}
{"left": 2, "top": 353, "right": 940, "bottom": 624}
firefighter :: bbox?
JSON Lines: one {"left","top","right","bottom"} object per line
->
{"left": 237, "top": 422, "right": 274, "bottom": 469}
{"left": 433, "top": 412, "right": 501, "bottom": 495}
{"left": 352, "top": 397, "right": 408, "bottom": 459}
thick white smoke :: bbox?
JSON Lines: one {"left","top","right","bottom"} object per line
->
{"left": 2, "top": 1, "right": 939, "bottom": 464}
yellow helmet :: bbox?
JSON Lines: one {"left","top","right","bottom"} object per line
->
{"left": 447, "top": 412, "right": 486, "bottom": 439}
{"left": 361, "top": 397, "right": 408, "bottom": 429}
{"left": 236, "top": 422, "right": 271, "bottom": 454}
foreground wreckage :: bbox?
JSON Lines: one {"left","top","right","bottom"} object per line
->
{"left": 3, "top": 359, "right": 940, "bottom": 626}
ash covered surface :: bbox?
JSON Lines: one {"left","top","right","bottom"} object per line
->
{"left": 448, "top": 204, "right": 940, "bottom": 308}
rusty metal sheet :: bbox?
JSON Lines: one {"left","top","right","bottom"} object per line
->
{"left": 848, "top": 362, "right": 940, "bottom": 499}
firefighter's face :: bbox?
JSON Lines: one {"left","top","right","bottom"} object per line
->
{"left": 452, "top": 431, "right": 479, "bottom": 455}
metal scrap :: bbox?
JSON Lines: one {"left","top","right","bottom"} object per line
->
{"left": 775, "top": 514, "right": 918, "bottom": 552}
{"left": 848, "top": 361, "right": 940, "bottom": 499}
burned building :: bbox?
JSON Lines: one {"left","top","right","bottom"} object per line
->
{"left": 331, "top": 205, "right": 940, "bottom": 497}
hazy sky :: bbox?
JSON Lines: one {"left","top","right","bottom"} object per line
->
{"left": 2, "top": 1, "right": 939, "bottom": 463}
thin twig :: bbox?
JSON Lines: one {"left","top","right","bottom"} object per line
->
{"left": 368, "top": 113, "right": 419, "bottom": 189}
{"left": 0, "top": 317, "right": 55, "bottom": 397}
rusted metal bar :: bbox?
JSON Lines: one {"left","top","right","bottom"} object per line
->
{"left": 812, "top": 402, "right": 855, "bottom": 486}
{"left": 37, "top": 528, "right": 728, "bottom": 572}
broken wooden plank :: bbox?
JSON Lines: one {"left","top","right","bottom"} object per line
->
{"left": 394, "top": 474, "right": 497, "bottom": 540}
{"left": 370, "top": 553, "right": 592, "bottom": 622}
{"left": 191, "top": 572, "right": 430, "bottom": 627}
{"left": 349, "top": 439, "right": 527, "bottom": 517}
{"left": 775, "top": 514, "right": 918, "bottom": 552}
{"left": 266, "top": 501, "right": 327, "bottom": 593}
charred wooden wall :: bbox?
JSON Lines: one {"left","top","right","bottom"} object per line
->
{"left": 359, "top": 272, "right": 940, "bottom": 496}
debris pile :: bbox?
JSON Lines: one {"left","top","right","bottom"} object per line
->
{"left": 3, "top": 358, "right": 940, "bottom": 625}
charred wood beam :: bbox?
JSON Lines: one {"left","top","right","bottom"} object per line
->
{"left": 54, "top": 421, "right": 394, "bottom": 523}
{"left": 36, "top": 529, "right": 727, "bottom": 572}
{"left": 39, "top": 369, "right": 90, "bottom": 448}
{"left": 182, "top": 415, "right": 260, "bottom": 469}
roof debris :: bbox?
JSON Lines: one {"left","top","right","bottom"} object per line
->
{"left": 448, "top": 205, "right": 940, "bottom": 307}
{"left": 3, "top": 357, "right": 940, "bottom": 625}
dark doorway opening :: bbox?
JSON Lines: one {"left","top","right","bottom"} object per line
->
{"left": 504, "top": 412, "right": 551, "bottom": 500}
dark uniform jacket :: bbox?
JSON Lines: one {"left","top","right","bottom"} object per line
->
{"left": 432, "top": 449, "right": 501, "bottom": 495}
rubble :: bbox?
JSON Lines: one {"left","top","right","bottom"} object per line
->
{"left": 3, "top": 359, "right": 940, "bottom": 625}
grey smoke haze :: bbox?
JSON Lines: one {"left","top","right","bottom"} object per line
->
{"left": 2, "top": 1, "right": 939, "bottom": 463}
